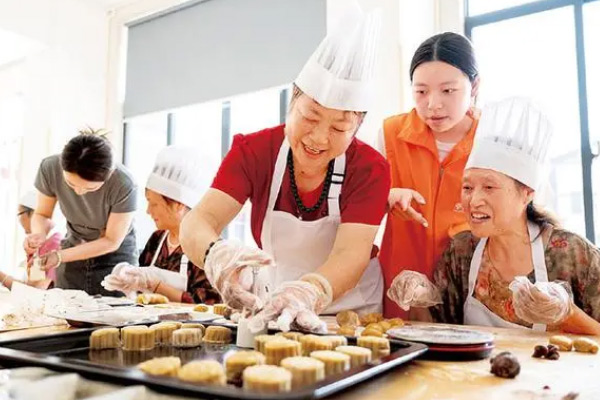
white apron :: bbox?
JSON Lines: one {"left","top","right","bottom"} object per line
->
{"left": 146, "top": 231, "right": 188, "bottom": 292}
{"left": 261, "top": 139, "right": 383, "bottom": 315}
{"left": 463, "top": 222, "right": 547, "bottom": 331}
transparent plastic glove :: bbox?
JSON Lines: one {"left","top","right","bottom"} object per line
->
{"left": 509, "top": 276, "right": 573, "bottom": 325}
{"left": 101, "top": 263, "right": 157, "bottom": 294}
{"left": 247, "top": 279, "right": 329, "bottom": 334}
{"left": 386, "top": 270, "right": 442, "bottom": 311}
{"left": 204, "top": 240, "right": 274, "bottom": 312}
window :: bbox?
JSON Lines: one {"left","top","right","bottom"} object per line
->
{"left": 0, "top": 95, "right": 25, "bottom": 274}
{"left": 466, "top": 0, "right": 600, "bottom": 243}
{"left": 124, "top": 86, "right": 288, "bottom": 252}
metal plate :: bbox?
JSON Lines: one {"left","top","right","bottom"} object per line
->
{"left": 387, "top": 326, "right": 495, "bottom": 346}
{"left": 0, "top": 324, "right": 428, "bottom": 400}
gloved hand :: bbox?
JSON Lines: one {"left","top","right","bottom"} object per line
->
{"left": 509, "top": 276, "right": 573, "bottom": 325}
{"left": 386, "top": 270, "right": 442, "bottom": 311}
{"left": 204, "top": 240, "right": 273, "bottom": 312}
{"left": 247, "top": 274, "right": 332, "bottom": 333}
{"left": 101, "top": 263, "right": 159, "bottom": 294}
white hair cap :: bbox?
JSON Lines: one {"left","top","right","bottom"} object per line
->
{"left": 294, "top": 1, "right": 381, "bottom": 112}
{"left": 466, "top": 97, "right": 553, "bottom": 190}
{"left": 146, "top": 145, "right": 209, "bottom": 208}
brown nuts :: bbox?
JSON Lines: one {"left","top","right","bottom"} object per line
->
{"left": 532, "top": 345, "right": 548, "bottom": 358}
{"left": 490, "top": 351, "right": 520, "bottom": 379}
{"left": 532, "top": 344, "right": 560, "bottom": 360}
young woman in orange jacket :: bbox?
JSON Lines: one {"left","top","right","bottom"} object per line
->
{"left": 380, "top": 32, "right": 481, "bottom": 318}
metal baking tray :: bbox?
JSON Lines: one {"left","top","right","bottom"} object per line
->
{"left": 0, "top": 323, "right": 428, "bottom": 400}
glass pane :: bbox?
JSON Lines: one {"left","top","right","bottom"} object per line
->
{"left": 124, "top": 112, "right": 167, "bottom": 250}
{"left": 585, "top": 0, "right": 600, "bottom": 243}
{"left": 226, "top": 87, "right": 283, "bottom": 247}
{"left": 468, "top": 0, "right": 542, "bottom": 16}
{"left": 472, "top": 6, "right": 587, "bottom": 236}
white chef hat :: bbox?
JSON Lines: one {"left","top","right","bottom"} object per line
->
{"left": 466, "top": 97, "right": 553, "bottom": 191}
{"left": 19, "top": 190, "right": 38, "bottom": 210}
{"left": 294, "top": 1, "right": 381, "bottom": 112}
{"left": 146, "top": 145, "right": 207, "bottom": 208}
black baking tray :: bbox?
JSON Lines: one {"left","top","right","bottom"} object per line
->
{"left": 0, "top": 323, "right": 427, "bottom": 400}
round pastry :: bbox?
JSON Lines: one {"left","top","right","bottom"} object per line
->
{"left": 276, "top": 331, "right": 305, "bottom": 342}
{"left": 309, "top": 350, "right": 350, "bottom": 377}
{"left": 335, "top": 345, "right": 372, "bottom": 368}
{"left": 365, "top": 323, "right": 385, "bottom": 333}
{"left": 121, "top": 325, "right": 155, "bottom": 351}
{"left": 280, "top": 356, "right": 325, "bottom": 388}
{"left": 89, "top": 327, "right": 120, "bottom": 350}
{"left": 150, "top": 322, "right": 179, "bottom": 346}
{"left": 254, "top": 335, "right": 287, "bottom": 354}
{"left": 300, "top": 335, "right": 334, "bottom": 356}
{"left": 357, "top": 336, "right": 391, "bottom": 359}
{"left": 193, "top": 304, "right": 209, "bottom": 312}
{"left": 172, "top": 328, "right": 203, "bottom": 348}
{"left": 336, "top": 325, "right": 356, "bottom": 336}
{"left": 378, "top": 320, "right": 392, "bottom": 332}
{"left": 225, "top": 350, "right": 266, "bottom": 382}
{"left": 359, "top": 313, "right": 383, "bottom": 326}
{"left": 181, "top": 323, "right": 206, "bottom": 334}
{"left": 136, "top": 293, "right": 169, "bottom": 305}
{"left": 178, "top": 360, "right": 226, "bottom": 386}
{"left": 243, "top": 365, "right": 292, "bottom": 393}
{"left": 137, "top": 356, "right": 181, "bottom": 377}
{"left": 212, "top": 304, "right": 229, "bottom": 316}
{"left": 336, "top": 310, "right": 360, "bottom": 328}
{"left": 386, "top": 318, "right": 404, "bottom": 327}
{"left": 264, "top": 339, "right": 302, "bottom": 366}
{"left": 360, "top": 328, "right": 384, "bottom": 337}
{"left": 203, "top": 325, "right": 233, "bottom": 344}
{"left": 322, "top": 335, "right": 347, "bottom": 348}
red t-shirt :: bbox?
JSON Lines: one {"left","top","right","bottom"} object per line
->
{"left": 212, "top": 124, "right": 391, "bottom": 249}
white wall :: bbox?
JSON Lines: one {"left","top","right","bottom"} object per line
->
{"left": 0, "top": 0, "right": 109, "bottom": 269}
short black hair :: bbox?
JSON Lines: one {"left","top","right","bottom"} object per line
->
{"left": 410, "top": 32, "right": 479, "bottom": 83}
{"left": 60, "top": 128, "right": 113, "bottom": 182}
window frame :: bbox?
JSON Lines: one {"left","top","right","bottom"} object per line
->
{"left": 465, "top": 0, "right": 600, "bottom": 242}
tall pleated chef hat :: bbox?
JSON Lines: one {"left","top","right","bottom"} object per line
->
{"left": 294, "top": 0, "right": 382, "bottom": 112}
{"left": 146, "top": 145, "right": 208, "bottom": 208}
{"left": 466, "top": 97, "right": 554, "bottom": 191}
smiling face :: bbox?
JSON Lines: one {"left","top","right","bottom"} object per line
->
{"left": 461, "top": 168, "right": 533, "bottom": 238}
{"left": 62, "top": 171, "right": 106, "bottom": 195}
{"left": 285, "top": 92, "right": 362, "bottom": 173}
{"left": 412, "top": 61, "right": 476, "bottom": 134}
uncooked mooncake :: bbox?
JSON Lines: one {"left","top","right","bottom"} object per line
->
{"left": 121, "top": 325, "right": 155, "bottom": 351}
{"left": 181, "top": 323, "right": 206, "bottom": 334}
{"left": 276, "top": 331, "right": 305, "bottom": 342}
{"left": 136, "top": 293, "right": 169, "bottom": 305}
{"left": 309, "top": 350, "right": 350, "bottom": 377}
{"left": 137, "top": 356, "right": 181, "bottom": 377}
{"left": 150, "top": 322, "right": 179, "bottom": 346}
{"left": 357, "top": 336, "right": 391, "bottom": 358}
{"left": 212, "top": 304, "right": 230, "bottom": 317}
{"left": 254, "top": 335, "right": 287, "bottom": 354}
{"left": 89, "top": 327, "right": 120, "bottom": 350}
{"left": 322, "top": 335, "right": 348, "bottom": 348}
{"left": 243, "top": 365, "right": 292, "bottom": 393}
{"left": 203, "top": 325, "right": 233, "bottom": 344}
{"left": 335, "top": 345, "right": 372, "bottom": 368}
{"left": 336, "top": 310, "right": 360, "bottom": 327}
{"left": 299, "top": 335, "right": 333, "bottom": 356}
{"left": 280, "top": 356, "right": 325, "bottom": 388}
{"left": 172, "top": 328, "right": 203, "bottom": 348}
{"left": 225, "top": 350, "right": 266, "bottom": 382}
{"left": 193, "top": 304, "right": 209, "bottom": 312}
{"left": 264, "top": 339, "right": 302, "bottom": 366}
{"left": 177, "top": 360, "right": 226, "bottom": 386}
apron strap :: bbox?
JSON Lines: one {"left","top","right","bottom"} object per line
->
{"left": 180, "top": 255, "right": 189, "bottom": 277}
{"left": 150, "top": 231, "right": 169, "bottom": 267}
{"left": 528, "top": 221, "right": 548, "bottom": 332}
{"left": 327, "top": 153, "right": 346, "bottom": 217}
{"left": 467, "top": 237, "right": 487, "bottom": 297}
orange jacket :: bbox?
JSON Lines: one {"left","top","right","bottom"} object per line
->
{"left": 380, "top": 108, "right": 479, "bottom": 318}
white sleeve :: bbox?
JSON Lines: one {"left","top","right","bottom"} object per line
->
{"left": 375, "top": 125, "right": 386, "bottom": 158}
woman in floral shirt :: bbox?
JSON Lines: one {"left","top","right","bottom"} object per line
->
{"left": 103, "top": 146, "right": 221, "bottom": 305}
{"left": 388, "top": 98, "right": 600, "bottom": 335}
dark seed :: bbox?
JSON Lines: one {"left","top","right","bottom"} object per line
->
{"left": 532, "top": 345, "right": 548, "bottom": 358}
{"left": 490, "top": 352, "right": 521, "bottom": 379}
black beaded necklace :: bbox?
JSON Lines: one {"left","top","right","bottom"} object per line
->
{"left": 287, "top": 149, "right": 334, "bottom": 217}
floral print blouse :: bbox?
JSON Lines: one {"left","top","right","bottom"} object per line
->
{"left": 430, "top": 226, "right": 600, "bottom": 327}
{"left": 139, "top": 230, "right": 221, "bottom": 304}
